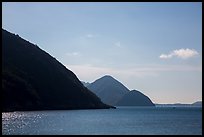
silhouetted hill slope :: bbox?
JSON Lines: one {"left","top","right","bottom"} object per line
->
{"left": 116, "top": 90, "right": 155, "bottom": 106}
{"left": 2, "top": 29, "right": 114, "bottom": 112}
{"left": 87, "top": 75, "right": 129, "bottom": 106}
{"left": 81, "top": 81, "right": 90, "bottom": 87}
{"left": 87, "top": 75, "right": 155, "bottom": 106}
{"left": 192, "top": 101, "right": 202, "bottom": 106}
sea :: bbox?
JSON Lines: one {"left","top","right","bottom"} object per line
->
{"left": 2, "top": 106, "right": 202, "bottom": 135}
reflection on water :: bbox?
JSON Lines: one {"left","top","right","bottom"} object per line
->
{"left": 2, "top": 111, "right": 45, "bottom": 135}
{"left": 2, "top": 107, "right": 202, "bottom": 135}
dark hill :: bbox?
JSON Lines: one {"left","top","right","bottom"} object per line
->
{"left": 87, "top": 75, "right": 155, "bottom": 106}
{"left": 87, "top": 75, "right": 129, "bottom": 106}
{"left": 81, "top": 81, "right": 90, "bottom": 87}
{"left": 116, "top": 90, "right": 155, "bottom": 106}
{"left": 2, "top": 29, "right": 114, "bottom": 112}
{"left": 192, "top": 101, "right": 202, "bottom": 107}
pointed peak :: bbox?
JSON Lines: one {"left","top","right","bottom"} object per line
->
{"left": 130, "top": 90, "right": 147, "bottom": 97}
{"left": 98, "top": 75, "right": 119, "bottom": 82}
{"left": 102, "top": 75, "right": 114, "bottom": 79}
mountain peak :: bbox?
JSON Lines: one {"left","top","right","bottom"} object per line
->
{"left": 87, "top": 75, "right": 155, "bottom": 106}
{"left": 130, "top": 90, "right": 146, "bottom": 96}
{"left": 101, "top": 75, "right": 115, "bottom": 80}
{"left": 87, "top": 75, "right": 129, "bottom": 105}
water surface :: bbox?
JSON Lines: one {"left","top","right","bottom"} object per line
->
{"left": 2, "top": 106, "right": 202, "bottom": 135}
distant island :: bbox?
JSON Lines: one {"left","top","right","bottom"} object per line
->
{"left": 84, "top": 75, "right": 155, "bottom": 106}
{"left": 2, "top": 29, "right": 115, "bottom": 112}
{"left": 155, "top": 101, "right": 202, "bottom": 107}
{"left": 192, "top": 101, "right": 202, "bottom": 106}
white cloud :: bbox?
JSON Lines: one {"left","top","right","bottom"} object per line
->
{"left": 159, "top": 48, "right": 199, "bottom": 59}
{"left": 159, "top": 54, "right": 174, "bottom": 59}
{"left": 173, "top": 48, "right": 199, "bottom": 59}
{"left": 66, "top": 52, "right": 81, "bottom": 57}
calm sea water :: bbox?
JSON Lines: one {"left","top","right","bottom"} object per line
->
{"left": 2, "top": 106, "right": 202, "bottom": 135}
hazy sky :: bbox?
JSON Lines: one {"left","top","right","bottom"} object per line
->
{"left": 2, "top": 2, "right": 202, "bottom": 104}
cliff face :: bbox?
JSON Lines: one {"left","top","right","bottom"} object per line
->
{"left": 2, "top": 29, "right": 113, "bottom": 112}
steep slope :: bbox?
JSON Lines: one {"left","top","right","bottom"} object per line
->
{"left": 87, "top": 75, "right": 129, "bottom": 105}
{"left": 2, "top": 29, "right": 113, "bottom": 112}
{"left": 116, "top": 90, "right": 155, "bottom": 106}
{"left": 81, "top": 81, "right": 90, "bottom": 87}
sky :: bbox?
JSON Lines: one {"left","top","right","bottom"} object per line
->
{"left": 2, "top": 2, "right": 202, "bottom": 104}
